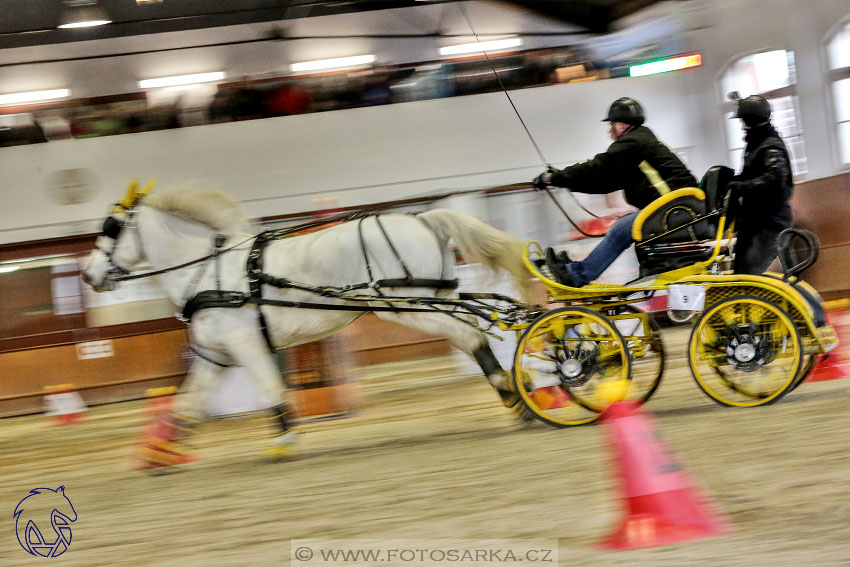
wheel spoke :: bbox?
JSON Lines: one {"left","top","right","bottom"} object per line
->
{"left": 512, "top": 306, "right": 632, "bottom": 427}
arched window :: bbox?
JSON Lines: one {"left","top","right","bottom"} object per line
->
{"left": 827, "top": 19, "right": 850, "bottom": 166}
{"left": 720, "top": 49, "right": 807, "bottom": 177}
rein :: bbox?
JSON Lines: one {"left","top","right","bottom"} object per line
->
{"left": 112, "top": 207, "right": 380, "bottom": 282}
{"left": 456, "top": 3, "right": 610, "bottom": 237}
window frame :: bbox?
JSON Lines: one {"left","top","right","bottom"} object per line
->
{"left": 823, "top": 15, "right": 850, "bottom": 170}
{"left": 717, "top": 48, "right": 808, "bottom": 180}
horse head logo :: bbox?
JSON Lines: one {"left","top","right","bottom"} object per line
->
{"left": 13, "top": 486, "right": 78, "bottom": 557}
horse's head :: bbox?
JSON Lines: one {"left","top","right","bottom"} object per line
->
{"left": 82, "top": 179, "right": 155, "bottom": 292}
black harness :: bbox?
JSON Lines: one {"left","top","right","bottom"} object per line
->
{"left": 185, "top": 213, "right": 459, "bottom": 352}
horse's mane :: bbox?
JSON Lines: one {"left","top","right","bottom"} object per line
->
{"left": 143, "top": 184, "right": 246, "bottom": 233}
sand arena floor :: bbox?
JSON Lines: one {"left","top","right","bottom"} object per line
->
{"left": 2, "top": 328, "right": 850, "bottom": 566}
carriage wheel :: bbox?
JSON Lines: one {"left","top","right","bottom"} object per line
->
{"left": 790, "top": 353, "right": 817, "bottom": 392}
{"left": 688, "top": 295, "right": 802, "bottom": 407}
{"left": 612, "top": 305, "right": 666, "bottom": 405}
{"left": 562, "top": 305, "right": 663, "bottom": 410}
{"left": 512, "top": 306, "right": 631, "bottom": 427}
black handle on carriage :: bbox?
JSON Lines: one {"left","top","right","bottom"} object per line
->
{"left": 776, "top": 228, "right": 819, "bottom": 279}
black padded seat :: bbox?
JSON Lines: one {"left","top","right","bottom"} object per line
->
{"left": 700, "top": 165, "right": 735, "bottom": 212}
{"left": 631, "top": 187, "right": 713, "bottom": 244}
{"left": 632, "top": 165, "right": 735, "bottom": 279}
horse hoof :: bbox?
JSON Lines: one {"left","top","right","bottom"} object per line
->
{"left": 486, "top": 371, "right": 514, "bottom": 393}
{"left": 262, "top": 445, "right": 297, "bottom": 459}
{"left": 510, "top": 401, "right": 536, "bottom": 424}
{"left": 497, "top": 389, "right": 519, "bottom": 408}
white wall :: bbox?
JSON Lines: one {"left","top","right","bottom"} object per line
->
{"left": 681, "top": 0, "right": 850, "bottom": 178}
{"left": 2, "top": 0, "right": 849, "bottom": 245}
{"left": 0, "top": 71, "right": 702, "bottom": 244}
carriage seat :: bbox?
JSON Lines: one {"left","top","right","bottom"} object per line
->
{"left": 631, "top": 187, "right": 712, "bottom": 244}
{"left": 633, "top": 165, "right": 735, "bottom": 278}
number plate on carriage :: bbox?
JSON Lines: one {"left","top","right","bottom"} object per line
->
{"left": 667, "top": 284, "right": 706, "bottom": 312}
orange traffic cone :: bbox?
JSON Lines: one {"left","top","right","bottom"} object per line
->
{"left": 133, "top": 386, "right": 196, "bottom": 471}
{"left": 43, "top": 384, "right": 87, "bottom": 426}
{"left": 807, "top": 299, "right": 850, "bottom": 382}
{"left": 529, "top": 386, "right": 571, "bottom": 410}
{"left": 139, "top": 386, "right": 178, "bottom": 440}
{"left": 597, "top": 401, "right": 729, "bottom": 550}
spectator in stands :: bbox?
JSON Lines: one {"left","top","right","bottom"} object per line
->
{"left": 264, "top": 81, "right": 311, "bottom": 116}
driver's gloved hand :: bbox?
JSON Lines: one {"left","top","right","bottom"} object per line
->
{"left": 532, "top": 167, "right": 558, "bottom": 190}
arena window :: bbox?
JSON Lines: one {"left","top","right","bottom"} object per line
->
{"left": 720, "top": 49, "right": 808, "bottom": 178}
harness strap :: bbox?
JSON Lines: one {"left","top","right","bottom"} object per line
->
{"left": 187, "top": 343, "right": 234, "bottom": 368}
{"left": 246, "top": 234, "right": 275, "bottom": 351}
{"left": 254, "top": 271, "right": 458, "bottom": 293}
{"left": 357, "top": 217, "right": 374, "bottom": 284}
{"left": 183, "top": 290, "right": 249, "bottom": 320}
{"left": 182, "top": 290, "right": 488, "bottom": 318}
{"left": 374, "top": 214, "right": 413, "bottom": 279}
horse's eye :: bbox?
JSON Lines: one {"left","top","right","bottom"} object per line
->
{"left": 102, "top": 217, "right": 123, "bottom": 239}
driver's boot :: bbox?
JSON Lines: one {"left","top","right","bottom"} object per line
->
{"left": 545, "top": 248, "right": 577, "bottom": 287}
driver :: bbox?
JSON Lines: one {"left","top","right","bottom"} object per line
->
{"left": 533, "top": 97, "right": 697, "bottom": 287}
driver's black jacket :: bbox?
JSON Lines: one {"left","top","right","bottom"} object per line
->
{"left": 548, "top": 125, "right": 697, "bottom": 209}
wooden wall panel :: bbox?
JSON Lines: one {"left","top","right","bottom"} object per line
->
{"left": 791, "top": 172, "right": 850, "bottom": 300}
{"left": 0, "top": 330, "right": 187, "bottom": 416}
{"left": 346, "top": 314, "right": 452, "bottom": 366}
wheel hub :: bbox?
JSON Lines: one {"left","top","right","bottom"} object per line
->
{"left": 723, "top": 325, "right": 770, "bottom": 372}
{"left": 560, "top": 358, "right": 583, "bottom": 378}
{"left": 733, "top": 342, "right": 756, "bottom": 362}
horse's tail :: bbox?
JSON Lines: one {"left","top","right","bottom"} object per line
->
{"left": 420, "top": 209, "right": 533, "bottom": 303}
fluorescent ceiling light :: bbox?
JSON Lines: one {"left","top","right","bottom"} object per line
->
{"left": 291, "top": 55, "right": 376, "bottom": 73}
{"left": 0, "top": 89, "right": 70, "bottom": 106}
{"left": 439, "top": 38, "right": 522, "bottom": 56}
{"left": 58, "top": 3, "right": 112, "bottom": 28}
{"left": 138, "top": 72, "right": 226, "bottom": 89}
{"left": 629, "top": 53, "right": 702, "bottom": 77}
{"left": 0, "top": 266, "right": 20, "bottom": 274}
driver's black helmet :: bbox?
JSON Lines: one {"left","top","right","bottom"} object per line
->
{"left": 734, "top": 95, "right": 772, "bottom": 127}
{"left": 602, "top": 97, "right": 645, "bottom": 126}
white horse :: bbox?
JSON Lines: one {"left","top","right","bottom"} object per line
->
{"left": 83, "top": 182, "right": 533, "bottom": 467}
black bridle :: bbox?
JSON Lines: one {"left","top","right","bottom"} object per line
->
{"left": 93, "top": 207, "right": 145, "bottom": 286}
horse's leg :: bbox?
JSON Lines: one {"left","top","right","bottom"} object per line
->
{"left": 225, "top": 334, "right": 299, "bottom": 457}
{"left": 373, "top": 310, "right": 519, "bottom": 409}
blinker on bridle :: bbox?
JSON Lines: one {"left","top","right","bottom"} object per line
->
{"left": 101, "top": 215, "right": 123, "bottom": 239}
{"left": 94, "top": 178, "right": 157, "bottom": 284}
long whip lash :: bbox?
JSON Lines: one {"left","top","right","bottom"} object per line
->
{"left": 457, "top": 3, "right": 607, "bottom": 236}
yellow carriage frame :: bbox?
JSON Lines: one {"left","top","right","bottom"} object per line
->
{"left": 499, "top": 181, "right": 838, "bottom": 428}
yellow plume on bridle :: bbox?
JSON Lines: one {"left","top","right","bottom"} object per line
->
{"left": 113, "top": 178, "right": 157, "bottom": 212}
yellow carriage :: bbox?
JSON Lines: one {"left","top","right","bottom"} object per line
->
{"left": 507, "top": 166, "right": 838, "bottom": 427}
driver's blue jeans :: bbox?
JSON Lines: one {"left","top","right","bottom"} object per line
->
{"left": 566, "top": 212, "right": 638, "bottom": 286}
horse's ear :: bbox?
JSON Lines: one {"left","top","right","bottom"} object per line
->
{"left": 137, "top": 178, "right": 157, "bottom": 198}
{"left": 115, "top": 179, "right": 141, "bottom": 212}
{"left": 115, "top": 178, "right": 155, "bottom": 211}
